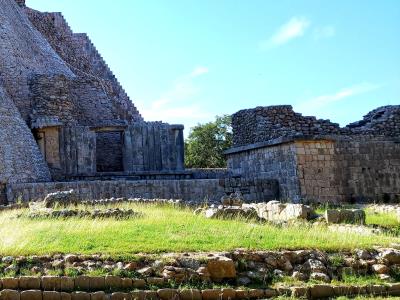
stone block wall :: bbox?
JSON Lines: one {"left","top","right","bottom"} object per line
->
{"left": 295, "top": 140, "right": 338, "bottom": 203}
{"left": 96, "top": 132, "right": 124, "bottom": 172}
{"left": 123, "top": 123, "right": 185, "bottom": 172}
{"left": 227, "top": 137, "right": 400, "bottom": 203}
{"left": 227, "top": 143, "right": 299, "bottom": 201}
{"left": 30, "top": 74, "right": 78, "bottom": 125}
{"left": 227, "top": 105, "right": 400, "bottom": 203}
{"left": 6, "top": 176, "right": 279, "bottom": 204}
{"left": 333, "top": 139, "right": 400, "bottom": 202}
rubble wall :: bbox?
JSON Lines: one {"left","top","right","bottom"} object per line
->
{"left": 25, "top": 8, "right": 142, "bottom": 123}
{"left": 0, "top": 0, "right": 74, "bottom": 122}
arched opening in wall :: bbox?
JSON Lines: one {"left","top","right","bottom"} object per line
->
{"left": 95, "top": 130, "right": 124, "bottom": 172}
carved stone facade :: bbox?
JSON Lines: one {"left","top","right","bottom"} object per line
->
{"left": 227, "top": 105, "right": 400, "bottom": 203}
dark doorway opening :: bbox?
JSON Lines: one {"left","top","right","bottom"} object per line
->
{"left": 96, "top": 131, "right": 123, "bottom": 172}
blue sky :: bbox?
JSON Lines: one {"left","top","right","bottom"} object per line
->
{"left": 28, "top": 0, "right": 400, "bottom": 133}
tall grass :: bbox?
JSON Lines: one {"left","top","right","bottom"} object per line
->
{"left": 0, "top": 203, "right": 398, "bottom": 257}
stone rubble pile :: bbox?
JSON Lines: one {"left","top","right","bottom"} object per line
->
{"left": 201, "top": 196, "right": 316, "bottom": 223}
{"left": 26, "top": 208, "right": 141, "bottom": 220}
{"left": 1, "top": 248, "right": 399, "bottom": 287}
{"left": 232, "top": 105, "right": 400, "bottom": 147}
{"left": 43, "top": 190, "right": 78, "bottom": 208}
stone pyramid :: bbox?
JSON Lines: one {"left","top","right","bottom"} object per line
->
{"left": 0, "top": 84, "right": 51, "bottom": 185}
{"left": 0, "top": 0, "right": 74, "bottom": 121}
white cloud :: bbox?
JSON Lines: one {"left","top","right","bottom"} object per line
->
{"left": 295, "top": 83, "right": 382, "bottom": 113}
{"left": 137, "top": 66, "right": 212, "bottom": 126}
{"left": 191, "top": 66, "right": 209, "bottom": 77}
{"left": 260, "top": 16, "right": 310, "bottom": 49}
{"left": 313, "top": 25, "right": 336, "bottom": 39}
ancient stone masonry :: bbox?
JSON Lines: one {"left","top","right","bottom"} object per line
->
{"left": 25, "top": 7, "right": 142, "bottom": 123}
{"left": 227, "top": 105, "right": 400, "bottom": 203}
{"left": 0, "top": 85, "right": 51, "bottom": 203}
{"left": 232, "top": 105, "right": 400, "bottom": 147}
{"left": 2, "top": 0, "right": 398, "bottom": 206}
{"left": 0, "top": 0, "right": 194, "bottom": 204}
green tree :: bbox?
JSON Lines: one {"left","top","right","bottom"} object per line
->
{"left": 185, "top": 115, "right": 232, "bottom": 168}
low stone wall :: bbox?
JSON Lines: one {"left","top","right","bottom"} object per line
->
{"left": 1, "top": 284, "right": 399, "bottom": 299}
{"left": 1, "top": 247, "right": 400, "bottom": 298}
{"left": 5, "top": 178, "right": 279, "bottom": 204}
{"left": 6, "top": 180, "right": 225, "bottom": 204}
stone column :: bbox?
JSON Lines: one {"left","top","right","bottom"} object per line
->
{"left": 172, "top": 125, "right": 185, "bottom": 171}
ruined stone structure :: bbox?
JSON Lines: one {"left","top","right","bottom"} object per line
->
{"left": 1, "top": 0, "right": 279, "bottom": 205}
{"left": 1, "top": 0, "right": 397, "bottom": 205}
{"left": 0, "top": 0, "right": 186, "bottom": 203}
{"left": 226, "top": 105, "right": 400, "bottom": 203}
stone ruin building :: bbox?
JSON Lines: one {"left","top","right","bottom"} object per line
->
{"left": 0, "top": 0, "right": 399, "bottom": 205}
{"left": 0, "top": 0, "right": 186, "bottom": 203}
{"left": 226, "top": 105, "right": 400, "bottom": 203}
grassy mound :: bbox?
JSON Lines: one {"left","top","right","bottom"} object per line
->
{"left": 0, "top": 203, "right": 398, "bottom": 256}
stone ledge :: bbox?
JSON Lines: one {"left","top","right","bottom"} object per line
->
{"left": 225, "top": 134, "right": 400, "bottom": 155}
{"left": 0, "top": 283, "right": 399, "bottom": 299}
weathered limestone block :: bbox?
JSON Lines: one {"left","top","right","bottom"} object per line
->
{"left": 89, "top": 276, "right": 105, "bottom": 290}
{"left": 60, "top": 292, "right": 72, "bottom": 300}
{"left": 74, "top": 275, "right": 90, "bottom": 291}
{"left": 0, "top": 289, "right": 20, "bottom": 300}
{"left": 245, "top": 201, "right": 315, "bottom": 222}
{"left": 310, "top": 285, "right": 334, "bottom": 299}
{"left": 157, "top": 289, "right": 178, "bottom": 300}
{"left": 324, "top": 209, "right": 366, "bottom": 224}
{"left": 44, "top": 190, "right": 77, "bottom": 208}
{"left": 20, "top": 290, "right": 42, "bottom": 300}
{"left": 205, "top": 206, "right": 258, "bottom": 219}
{"left": 110, "top": 292, "right": 131, "bottom": 300}
{"left": 43, "top": 291, "right": 61, "bottom": 300}
{"left": 19, "top": 276, "right": 41, "bottom": 290}
{"left": 179, "top": 289, "right": 202, "bottom": 300}
{"left": 71, "top": 292, "right": 90, "bottom": 300}
{"left": 379, "top": 248, "right": 400, "bottom": 264}
{"left": 2, "top": 278, "right": 19, "bottom": 289}
{"left": 60, "top": 277, "right": 74, "bottom": 292}
{"left": 130, "top": 291, "right": 145, "bottom": 300}
{"left": 90, "top": 292, "right": 106, "bottom": 300}
{"left": 105, "top": 275, "right": 122, "bottom": 289}
{"left": 221, "top": 191, "right": 244, "bottom": 206}
{"left": 42, "top": 276, "right": 61, "bottom": 291}
{"left": 201, "top": 289, "right": 221, "bottom": 300}
{"left": 206, "top": 256, "right": 236, "bottom": 281}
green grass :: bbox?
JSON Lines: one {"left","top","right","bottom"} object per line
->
{"left": 365, "top": 210, "right": 399, "bottom": 228}
{"left": 0, "top": 203, "right": 399, "bottom": 257}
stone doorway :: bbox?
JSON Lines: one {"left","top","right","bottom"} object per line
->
{"left": 96, "top": 131, "right": 124, "bottom": 172}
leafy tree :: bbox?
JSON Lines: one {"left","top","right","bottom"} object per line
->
{"left": 185, "top": 115, "right": 232, "bottom": 168}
